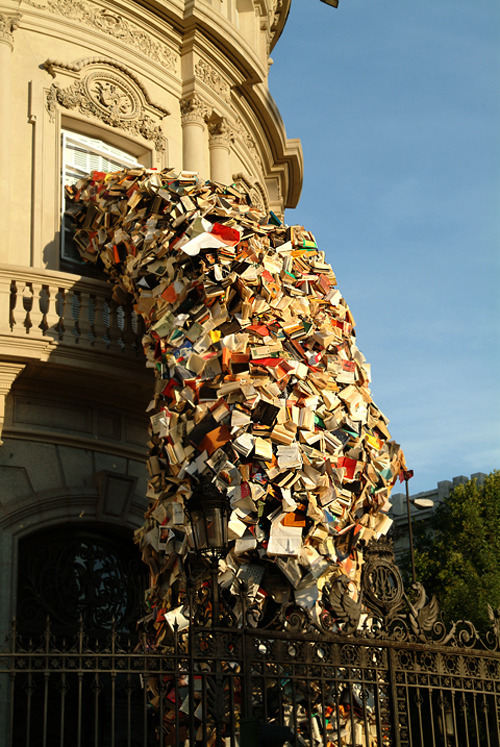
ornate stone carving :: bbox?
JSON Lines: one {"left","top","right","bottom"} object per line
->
{"left": 194, "top": 59, "right": 231, "bottom": 103}
{"left": 0, "top": 12, "right": 21, "bottom": 48}
{"left": 46, "top": 66, "right": 167, "bottom": 152}
{"left": 180, "top": 95, "right": 209, "bottom": 126}
{"left": 232, "top": 173, "right": 268, "bottom": 213}
{"left": 44, "top": 58, "right": 170, "bottom": 115}
{"left": 249, "top": 184, "right": 266, "bottom": 212}
{"left": 233, "top": 116, "right": 263, "bottom": 173}
{"left": 22, "top": 0, "right": 177, "bottom": 70}
{"left": 207, "top": 118, "right": 233, "bottom": 148}
{"left": 270, "top": 0, "right": 284, "bottom": 33}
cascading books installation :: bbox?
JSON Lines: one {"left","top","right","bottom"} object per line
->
{"left": 67, "top": 168, "right": 405, "bottom": 644}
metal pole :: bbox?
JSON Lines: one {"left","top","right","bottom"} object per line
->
{"left": 405, "top": 475, "right": 417, "bottom": 584}
{"left": 211, "top": 561, "right": 219, "bottom": 627}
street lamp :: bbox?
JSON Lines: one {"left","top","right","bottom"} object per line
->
{"left": 185, "top": 476, "right": 230, "bottom": 626}
{"left": 403, "top": 470, "right": 434, "bottom": 584}
{"left": 185, "top": 476, "right": 230, "bottom": 560}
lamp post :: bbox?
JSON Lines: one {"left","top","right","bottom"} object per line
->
{"left": 184, "top": 477, "right": 231, "bottom": 747}
{"left": 185, "top": 476, "right": 230, "bottom": 626}
{"left": 403, "top": 470, "right": 434, "bottom": 584}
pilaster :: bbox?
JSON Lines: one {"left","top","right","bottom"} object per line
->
{"left": 0, "top": 362, "right": 26, "bottom": 444}
{"left": 0, "top": 12, "right": 21, "bottom": 260}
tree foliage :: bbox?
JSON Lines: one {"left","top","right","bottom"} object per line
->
{"left": 411, "top": 470, "right": 500, "bottom": 632}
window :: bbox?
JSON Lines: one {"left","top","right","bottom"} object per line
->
{"left": 61, "top": 129, "right": 141, "bottom": 265}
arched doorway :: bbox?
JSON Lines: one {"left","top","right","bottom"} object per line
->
{"left": 12, "top": 524, "right": 152, "bottom": 747}
{"left": 16, "top": 524, "right": 147, "bottom": 637}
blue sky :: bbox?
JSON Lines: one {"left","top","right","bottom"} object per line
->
{"left": 269, "top": 0, "right": 500, "bottom": 495}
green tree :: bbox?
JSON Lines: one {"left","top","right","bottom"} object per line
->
{"left": 410, "top": 470, "right": 500, "bottom": 632}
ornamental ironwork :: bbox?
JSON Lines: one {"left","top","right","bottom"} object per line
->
{"left": 16, "top": 527, "right": 148, "bottom": 636}
{"left": 2, "top": 537, "right": 500, "bottom": 746}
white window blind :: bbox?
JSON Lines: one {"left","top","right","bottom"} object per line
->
{"left": 61, "top": 130, "right": 140, "bottom": 264}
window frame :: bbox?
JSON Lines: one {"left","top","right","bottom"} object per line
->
{"left": 60, "top": 129, "right": 143, "bottom": 267}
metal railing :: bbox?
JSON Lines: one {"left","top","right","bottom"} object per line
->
{"left": 1, "top": 541, "right": 499, "bottom": 746}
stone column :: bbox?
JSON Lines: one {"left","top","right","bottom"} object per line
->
{"left": 0, "top": 13, "right": 21, "bottom": 259}
{"left": 208, "top": 119, "right": 233, "bottom": 186}
{"left": 180, "top": 95, "right": 208, "bottom": 177}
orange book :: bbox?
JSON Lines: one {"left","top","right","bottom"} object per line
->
{"left": 282, "top": 511, "right": 307, "bottom": 528}
{"left": 198, "top": 424, "right": 232, "bottom": 456}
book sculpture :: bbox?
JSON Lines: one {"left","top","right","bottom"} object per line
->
{"left": 67, "top": 169, "right": 405, "bottom": 644}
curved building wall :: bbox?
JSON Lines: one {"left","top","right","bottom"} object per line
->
{"left": 0, "top": 0, "right": 302, "bottom": 639}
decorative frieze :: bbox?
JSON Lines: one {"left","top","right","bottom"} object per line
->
{"left": 194, "top": 59, "right": 231, "bottom": 103}
{"left": 23, "top": 0, "right": 177, "bottom": 70}
{"left": 270, "top": 0, "right": 284, "bottom": 33}
{"left": 233, "top": 115, "right": 263, "bottom": 173}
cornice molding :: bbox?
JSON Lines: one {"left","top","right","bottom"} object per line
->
{"left": 269, "top": 0, "right": 291, "bottom": 52}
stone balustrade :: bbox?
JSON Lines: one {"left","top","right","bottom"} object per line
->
{"left": 0, "top": 265, "right": 144, "bottom": 363}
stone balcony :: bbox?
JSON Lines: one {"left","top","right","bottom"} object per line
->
{"left": 0, "top": 265, "right": 150, "bottom": 439}
{"left": 0, "top": 265, "right": 145, "bottom": 366}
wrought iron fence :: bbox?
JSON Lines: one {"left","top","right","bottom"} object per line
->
{"left": 1, "top": 540, "right": 499, "bottom": 747}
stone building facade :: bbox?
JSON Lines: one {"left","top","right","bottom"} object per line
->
{"left": 0, "top": 0, "right": 302, "bottom": 643}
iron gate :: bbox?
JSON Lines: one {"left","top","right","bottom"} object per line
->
{"left": 1, "top": 540, "right": 499, "bottom": 746}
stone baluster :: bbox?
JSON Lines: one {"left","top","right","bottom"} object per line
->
{"left": 43, "top": 284, "right": 63, "bottom": 340}
{"left": 62, "top": 288, "right": 80, "bottom": 343}
{"left": 106, "top": 300, "right": 121, "bottom": 353}
{"left": 77, "top": 291, "right": 93, "bottom": 348}
{"left": 33, "top": 281, "right": 49, "bottom": 335}
{"left": 121, "top": 301, "right": 136, "bottom": 352}
{"left": 92, "top": 293, "right": 108, "bottom": 349}
{"left": 0, "top": 277, "right": 16, "bottom": 333}
{"left": 21, "top": 282, "right": 34, "bottom": 333}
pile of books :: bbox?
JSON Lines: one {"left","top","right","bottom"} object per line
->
{"left": 67, "top": 169, "right": 405, "bottom": 641}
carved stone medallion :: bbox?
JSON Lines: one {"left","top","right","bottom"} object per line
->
{"left": 86, "top": 73, "right": 139, "bottom": 121}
